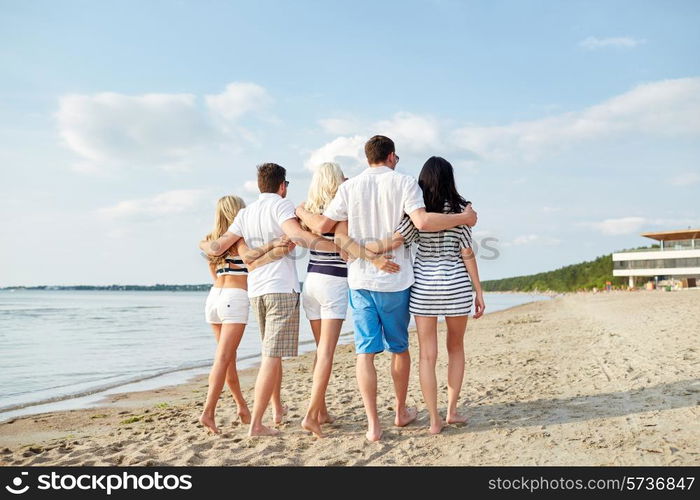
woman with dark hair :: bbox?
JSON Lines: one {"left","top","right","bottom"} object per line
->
{"left": 363, "top": 156, "right": 485, "bottom": 434}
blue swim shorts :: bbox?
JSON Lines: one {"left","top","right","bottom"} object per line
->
{"left": 348, "top": 287, "right": 411, "bottom": 354}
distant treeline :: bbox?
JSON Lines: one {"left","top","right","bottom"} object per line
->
{"left": 5, "top": 245, "right": 660, "bottom": 293}
{"left": 482, "top": 254, "right": 625, "bottom": 293}
{"left": 2, "top": 284, "right": 212, "bottom": 292}
{"left": 483, "top": 245, "right": 660, "bottom": 293}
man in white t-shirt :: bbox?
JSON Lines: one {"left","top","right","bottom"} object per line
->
{"left": 201, "top": 163, "right": 336, "bottom": 437}
{"left": 296, "top": 136, "right": 477, "bottom": 441}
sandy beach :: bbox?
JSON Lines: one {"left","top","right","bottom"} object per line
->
{"left": 1, "top": 290, "right": 698, "bottom": 466}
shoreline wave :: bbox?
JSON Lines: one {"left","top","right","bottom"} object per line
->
{"left": 0, "top": 331, "right": 356, "bottom": 419}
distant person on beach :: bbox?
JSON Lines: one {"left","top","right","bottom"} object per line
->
{"left": 198, "top": 195, "right": 294, "bottom": 434}
{"left": 296, "top": 135, "right": 477, "bottom": 441}
{"left": 201, "top": 164, "right": 337, "bottom": 437}
{"left": 356, "top": 157, "right": 484, "bottom": 434}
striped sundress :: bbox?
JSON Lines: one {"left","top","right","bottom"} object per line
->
{"left": 396, "top": 202, "right": 473, "bottom": 317}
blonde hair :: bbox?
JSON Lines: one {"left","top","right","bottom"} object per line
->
{"left": 205, "top": 195, "right": 245, "bottom": 267}
{"left": 304, "top": 163, "right": 345, "bottom": 226}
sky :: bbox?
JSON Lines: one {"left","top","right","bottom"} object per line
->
{"left": 1, "top": 0, "right": 699, "bottom": 286}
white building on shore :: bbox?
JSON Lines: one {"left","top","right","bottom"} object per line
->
{"left": 613, "top": 229, "right": 700, "bottom": 288}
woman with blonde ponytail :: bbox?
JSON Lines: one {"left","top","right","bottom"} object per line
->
{"left": 298, "top": 162, "right": 349, "bottom": 438}
{"left": 199, "top": 195, "right": 293, "bottom": 434}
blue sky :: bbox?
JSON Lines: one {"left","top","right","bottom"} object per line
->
{"left": 1, "top": 0, "right": 699, "bottom": 286}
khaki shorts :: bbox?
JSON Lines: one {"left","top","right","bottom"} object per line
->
{"left": 250, "top": 292, "right": 300, "bottom": 358}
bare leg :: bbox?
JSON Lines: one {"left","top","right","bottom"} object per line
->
{"left": 200, "top": 323, "right": 249, "bottom": 433}
{"left": 392, "top": 349, "right": 417, "bottom": 427}
{"left": 310, "top": 319, "right": 321, "bottom": 377}
{"left": 310, "top": 319, "right": 322, "bottom": 345}
{"left": 207, "top": 323, "right": 250, "bottom": 424}
{"left": 249, "top": 356, "right": 282, "bottom": 436}
{"left": 211, "top": 323, "right": 222, "bottom": 343}
{"left": 416, "top": 316, "right": 444, "bottom": 434}
{"left": 200, "top": 324, "right": 223, "bottom": 433}
{"left": 271, "top": 361, "right": 287, "bottom": 425}
{"left": 307, "top": 319, "right": 331, "bottom": 422}
{"left": 221, "top": 324, "right": 251, "bottom": 424}
{"left": 356, "top": 353, "right": 381, "bottom": 441}
{"left": 445, "top": 315, "right": 468, "bottom": 424}
{"left": 302, "top": 319, "right": 342, "bottom": 437}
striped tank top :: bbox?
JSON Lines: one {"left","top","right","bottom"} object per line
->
{"left": 307, "top": 233, "right": 347, "bottom": 278}
{"left": 216, "top": 255, "right": 248, "bottom": 276}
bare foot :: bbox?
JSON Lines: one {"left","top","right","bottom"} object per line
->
{"left": 273, "top": 404, "right": 289, "bottom": 425}
{"left": 366, "top": 428, "right": 382, "bottom": 442}
{"left": 429, "top": 419, "right": 446, "bottom": 435}
{"left": 394, "top": 407, "right": 418, "bottom": 427}
{"left": 446, "top": 413, "right": 468, "bottom": 425}
{"left": 248, "top": 424, "right": 280, "bottom": 437}
{"left": 318, "top": 411, "right": 336, "bottom": 425}
{"left": 301, "top": 415, "right": 324, "bottom": 438}
{"left": 237, "top": 406, "right": 251, "bottom": 425}
{"left": 199, "top": 412, "right": 220, "bottom": 435}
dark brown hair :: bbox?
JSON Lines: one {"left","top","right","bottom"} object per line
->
{"left": 418, "top": 156, "right": 468, "bottom": 214}
{"left": 364, "top": 135, "right": 395, "bottom": 164}
{"left": 257, "top": 163, "right": 286, "bottom": 193}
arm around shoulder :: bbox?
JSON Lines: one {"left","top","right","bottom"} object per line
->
{"left": 295, "top": 205, "right": 337, "bottom": 234}
{"left": 408, "top": 205, "right": 477, "bottom": 232}
{"left": 199, "top": 231, "right": 241, "bottom": 256}
{"left": 282, "top": 217, "right": 337, "bottom": 251}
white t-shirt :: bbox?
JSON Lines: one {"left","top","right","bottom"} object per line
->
{"left": 324, "top": 166, "right": 425, "bottom": 292}
{"left": 228, "top": 193, "right": 300, "bottom": 298}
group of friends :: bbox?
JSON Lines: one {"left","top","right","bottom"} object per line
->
{"left": 199, "top": 135, "right": 484, "bottom": 441}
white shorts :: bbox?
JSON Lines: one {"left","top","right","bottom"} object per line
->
{"left": 205, "top": 287, "right": 249, "bottom": 324}
{"left": 301, "top": 272, "right": 349, "bottom": 321}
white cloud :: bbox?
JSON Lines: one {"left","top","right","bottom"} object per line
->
{"left": 57, "top": 82, "right": 273, "bottom": 173}
{"left": 243, "top": 180, "right": 259, "bottom": 193}
{"left": 98, "top": 189, "right": 205, "bottom": 219}
{"left": 319, "top": 118, "right": 361, "bottom": 136}
{"left": 306, "top": 112, "right": 442, "bottom": 171}
{"left": 450, "top": 77, "right": 700, "bottom": 162}
{"left": 471, "top": 229, "right": 496, "bottom": 241}
{"left": 305, "top": 135, "right": 366, "bottom": 171}
{"left": 582, "top": 215, "right": 700, "bottom": 236}
{"left": 57, "top": 92, "right": 211, "bottom": 166}
{"left": 652, "top": 218, "right": 700, "bottom": 228}
{"left": 579, "top": 36, "right": 646, "bottom": 50}
{"left": 373, "top": 112, "right": 442, "bottom": 152}
{"left": 586, "top": 217, "right": 647, "bottom": 235}
{"left": 542, "top": 206, "right": 561, "bottom": 213}
{"left": 584, "top": 216, "right": 700, "bottom": 235}
{"left": 310, "top": 78, "right": 700, "bottom": 170}
{"left": 503, "top": 234, "right": 561, "bottom": 247}
{"left": 205, "top": 82, "right": 272, "bottom": 121}
{"left": 668, "top": 172, "right": 700, "bottom": 186}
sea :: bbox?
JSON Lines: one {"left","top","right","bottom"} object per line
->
{"left": 0, "top": 289, "right": 550, "bottom": 421}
